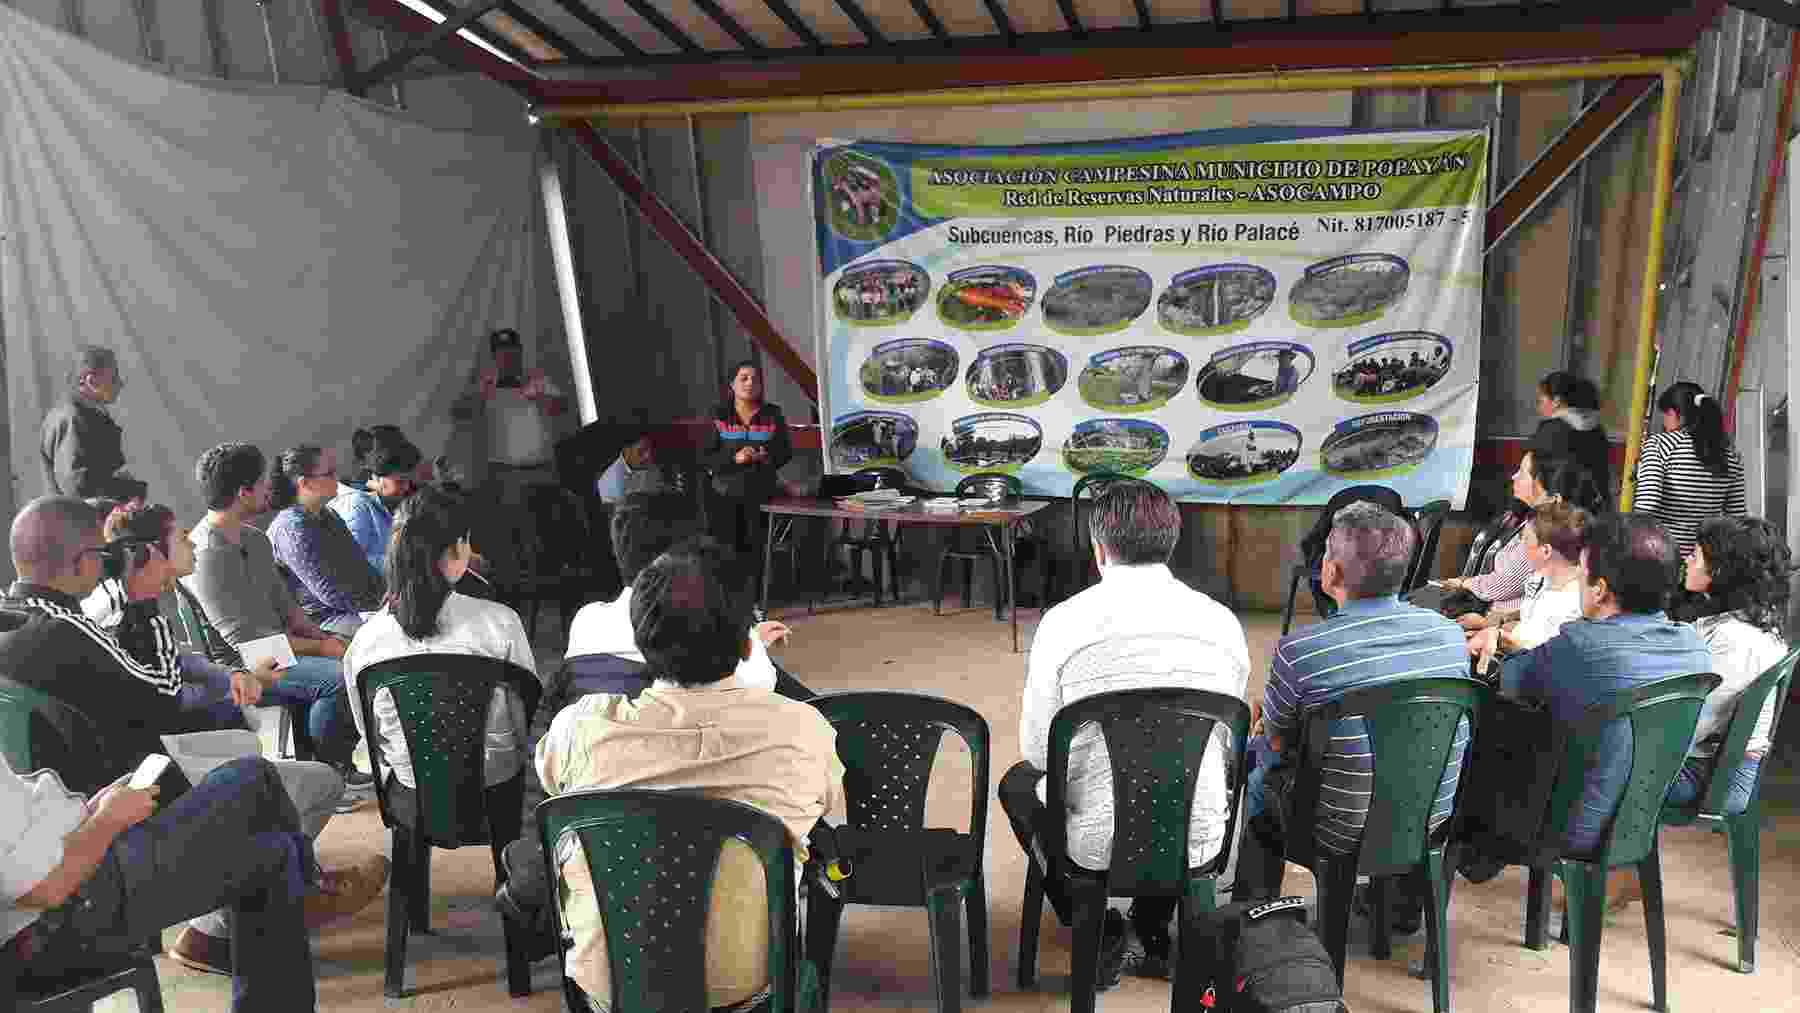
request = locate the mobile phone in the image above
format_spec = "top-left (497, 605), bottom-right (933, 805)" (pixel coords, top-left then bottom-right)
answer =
top-left (128, 754), bottom-right (171, 790)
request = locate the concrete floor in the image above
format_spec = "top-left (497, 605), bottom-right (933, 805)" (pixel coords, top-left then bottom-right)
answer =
top-left (111, 598), bottom-right (1800, 1012)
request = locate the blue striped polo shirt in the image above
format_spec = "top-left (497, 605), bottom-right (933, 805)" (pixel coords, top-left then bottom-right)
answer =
top-left (1263, 595), bottom-right (1475, 854)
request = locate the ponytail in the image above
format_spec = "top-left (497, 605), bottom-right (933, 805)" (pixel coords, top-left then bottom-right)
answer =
top-left (1656, 381), bottom-right (1731, 477)
top-left (269, 445), bottom-right (324, 513)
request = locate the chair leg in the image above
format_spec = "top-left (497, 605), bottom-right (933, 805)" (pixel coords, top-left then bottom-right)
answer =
top-left (489, 828), bottom-right (532, 997)
top-left (964, 876), bottom-right (990, 998)
top-left (1315, 857), bottom-right (1358, 986)
top-left (1422, 850), bottom-right (1452, 1013)
top-left (1563, 862), bottom-right (1607, 1013)
top-left (1369, 875), bottom-right (1393, 960)
top-left (408, 836), bottom-right (432, 933)
top-left (1017, 861), bottom-right (1045, 989)
top-left (1640, 846), bottom-right (1668, 1012)
top-left (133, 959), bottom-right (166, 1013)
top-left (1525, 865), bottom-right (1552, 950)
top-left (806, 883), bottom-right (845, 1006)
top-left (990, 552), bottom-right (1004, 622)
top-left (1726, 809), bottom-right (1760, 973)
top-left (384, 832), bottom-right (413, 998)
top-left (933, 552), bottom-right (948, 615)
top-left (926, 882), bottom-right (965, 1013)
top-left (961, 558), bottom-right (974, 611)
top-left (1281, 567), bottom-right (1302, 637)
top-left (1066, 880), bottom-right (1108, 1013)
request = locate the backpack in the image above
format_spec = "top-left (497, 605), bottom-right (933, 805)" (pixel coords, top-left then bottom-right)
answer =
top-left (1183, 896), bottom-right (1345, 1013)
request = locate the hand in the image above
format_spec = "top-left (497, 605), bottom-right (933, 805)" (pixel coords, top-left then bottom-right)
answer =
top-left (228, 670), bottom-right (264, 707)
top-left (1249, 698), bottom-right (1264, 738)
top-left (735, 447), bottom-right (756, 465)
top-left (1440, 578), bottom-right (1465, 592)
top-left (91, 780), bottom-right (159, 832)
top-left (754, 621), bottom-right (791, 647)
top-left (1455, 612), bottom-right (1488, 631)
top-left (324, 638), bottom-right (347, 660)
top-left (523, 368), bottom-right (547, 399)
top-left (1465, 628), bottom-right (1495, 659)
top-left (479, 366), bottom-right (498, 400)
top-left (467, 550), bottom-right (487, 573)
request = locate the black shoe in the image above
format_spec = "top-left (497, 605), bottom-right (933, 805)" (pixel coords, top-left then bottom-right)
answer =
top-left (1095, 909), bottom-right (1133, 991)
top-left (1132, 924), bottom-right (1172, 980)
top-left (494, 884), bottom-right (559, 962)
top-left (1458, 849), bottom-right (1506, 885)
top-left (1353, 882), bottom-right (1422, 936)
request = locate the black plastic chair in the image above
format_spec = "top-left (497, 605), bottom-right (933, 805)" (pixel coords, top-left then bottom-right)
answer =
top-left (17, 961), bottom-right (164, 1013)
top-left (826, 467), bottom-right (910, 605)
top-left (1018, 686), bottom-right (1250, 1013)
top-left (495, 485), bottom-right (603, 640)
top-left (1259, 678), bottom-right (1485, 1013)
top-left (1404, 499), bottom-right (1453, 591)
top-left (932, 473), bottom-right (1051, 619)
top-left (354, 654), bottom-right (543, 998)
top-left (807, 692), bottom-right (991, 1011)
top-left (1061, 471), bottom-right (1131, 603)
top-left (1281, 485), bottom-right (1406, 635)
top-left (535, 788), bottom-right (821, 1013)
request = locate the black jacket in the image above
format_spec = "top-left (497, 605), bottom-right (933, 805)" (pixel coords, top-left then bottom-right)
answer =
top-left (0, 583), bottom-right (195, 796)
top-left (1530, 409), bottom-right (1612, 506)
top-left (705, 401), bottom-right (792, 500)
top-left (39, 395), bottom-right (145, 501)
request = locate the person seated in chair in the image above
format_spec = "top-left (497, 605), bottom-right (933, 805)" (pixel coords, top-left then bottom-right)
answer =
top-left (267, 446), bottom-right (385, 639)
top-left (1499, 512), bottom-right (1710, 910)
top-left (329, 440), bottom-right (421, 575)
top-left (1667, 517), bottom-right (1790, 813)
top-left (532, 538), bottom-right (842, 1013)
top-left (1000, 479), bottom-right (1250, 983)
top-left (1464, 501), bottom-right (1591, 672)
top-left (342, 486), bottom-right (542, 803)
top-left (1237, 502), bottom-right (1474, 933)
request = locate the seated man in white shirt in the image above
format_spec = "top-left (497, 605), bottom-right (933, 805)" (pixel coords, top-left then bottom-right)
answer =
top-left (1000, 479), bottom-right (1250, 984)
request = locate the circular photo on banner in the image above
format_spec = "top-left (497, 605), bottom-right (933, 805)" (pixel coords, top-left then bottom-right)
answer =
top-left (1195, 341), bottom-right (1316, 412)
top-left (832, 410), bottom-right (918, 469)
top-left (936, 266), bottom-right (1037, 331)
top-left (942, 412), bottom-right (1043, 473)
top-left (1062, 419), bottom-right (1170, 477)
top-left (1332, 331), bottom-right (1454, 405)
top-left (1042, 265), bottom-right (1154, 335)
top-left (1078, 346), bottom-right (1190, 413)
top-left (858, 339), bottom-right (959, 404)
top-left (1186, 421), bottom-right (1304, 485)
top-left (1157, 264), bottom-right (1277, 336)
top-left (965, 343), bottom-right (1069, 409)
top-left (1320, 411), bottom-right (1441, 479)
top-left (833, 261), bottom-right (930, 326)
top-left (820, 150), bottom-right (902, 242)
top-left (1289, 253), bottom-right (1411, 328)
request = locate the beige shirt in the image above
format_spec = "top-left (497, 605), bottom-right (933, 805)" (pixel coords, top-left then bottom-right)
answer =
top-left (535, 680), bottom-right (843, 1010)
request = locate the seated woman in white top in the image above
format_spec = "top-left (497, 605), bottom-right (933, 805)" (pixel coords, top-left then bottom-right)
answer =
top-left (344, 486), bottom-right (542, 791)
top-left (1466, 500), bottom-right (1590, 670)
top-left (1667, 516), bottom-right (1791, 814)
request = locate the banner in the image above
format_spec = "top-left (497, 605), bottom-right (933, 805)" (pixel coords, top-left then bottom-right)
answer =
top-left (812, 126), bottom-right (1487, 507)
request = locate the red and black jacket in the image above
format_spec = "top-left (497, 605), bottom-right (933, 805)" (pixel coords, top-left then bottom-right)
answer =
top-left (705, 401), bottom-right (792, 499)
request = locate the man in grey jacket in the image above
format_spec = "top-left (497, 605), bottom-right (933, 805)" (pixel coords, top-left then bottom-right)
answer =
top-left (39, 346), bottom-right (146, 502)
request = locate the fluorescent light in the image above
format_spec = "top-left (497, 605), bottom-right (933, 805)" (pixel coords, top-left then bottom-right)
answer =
top-left (393, 0), bottom-right (522, 67)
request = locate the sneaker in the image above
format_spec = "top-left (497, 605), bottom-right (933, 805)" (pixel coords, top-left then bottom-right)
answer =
top-left (1095, 909), bottom-right (1133, 991)
top-left (304, 855), bottom-right (390, 929)
top-left (168, 926), bottom-right (232, 976)
top-left (338, 765), bottom-right (375, 790)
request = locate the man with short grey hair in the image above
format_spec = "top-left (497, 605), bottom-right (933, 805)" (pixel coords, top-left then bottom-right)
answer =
top-left (1236, 501), bottom-right (1473, 928)
top-left (39, 346), bottom-right (146, 502)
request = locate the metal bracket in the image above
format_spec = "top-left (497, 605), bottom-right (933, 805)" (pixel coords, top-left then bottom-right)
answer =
top-left (351, 0), bottom-right (508, 96)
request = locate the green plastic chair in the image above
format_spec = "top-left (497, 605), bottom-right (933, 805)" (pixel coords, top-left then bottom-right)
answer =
top-left (1660, 648), bottom-right (1797, 973)
top-left (806, 691), bottom-right (990, 1011)
top-left (354, 654), bottom-right (542, 998)
top-left (1062, 470), bottom-right (1132, 603)
top-left (1263, 677), bottom-right (1485, 1013)
top-left (1020, 686), bottom-right (1250, 1013)
top-left (535, 788), bottom-right (821, 1013)
top-left (1513, 672), bottom-right (1721, 1013)
top-left (171, 583), bottom-right (296, 759)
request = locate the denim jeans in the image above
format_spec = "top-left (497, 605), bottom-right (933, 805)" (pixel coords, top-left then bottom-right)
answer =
top-left (1666, 753), bottom-right (1763, 815)
top-left (259, 655), bottom-right (356, 767)
top-left (24, 757), bottom-right (318, 1012)
top-left (1243, 734), bottom-right (1282, 820)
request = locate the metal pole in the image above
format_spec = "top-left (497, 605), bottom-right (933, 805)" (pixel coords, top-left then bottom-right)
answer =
top-left (1618, 67), bottom-right (1686, 512)
top-left (258, 1), bottom-right (281, 84)
top-left (541, 158), bottom-right (598, 425)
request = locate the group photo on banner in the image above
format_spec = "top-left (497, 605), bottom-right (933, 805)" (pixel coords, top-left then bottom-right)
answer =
top-left (813, 125), bottom-right (1489, 506)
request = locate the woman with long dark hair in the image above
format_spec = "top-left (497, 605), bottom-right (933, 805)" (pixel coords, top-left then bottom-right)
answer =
top-left (1434, 451), bottom-right (1604, 624)
top-left (329, 439), bottom-right (422, 572)
top-left (704, 360), bottom-right (792, 606)
top-left (1667, 517), bottom-right (1791, 813)
top-left (1530, 371), bottom-right (1612, 505)
top-left (268, 445), bottom-right (385, 637)
top-left (1633, 382), bottom-right (1746, 554)
top-left (343, 487), bottom-right (540, 793)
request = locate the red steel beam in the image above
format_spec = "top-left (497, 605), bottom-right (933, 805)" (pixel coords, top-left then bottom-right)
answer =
top-left (1723, 32), bottom-right (1800, 429)
top-left (1486, 76), bottom-right (1659, 254)
top-left (319, 0), bottom-right (361, 89)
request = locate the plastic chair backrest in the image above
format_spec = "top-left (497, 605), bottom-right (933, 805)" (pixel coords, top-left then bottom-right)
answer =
top-left (535, 789), bottom-right (801, 1013)
top-left (1046, 685), bottom-right (1250, 894)
top-left (955, 473), bottom-right (1021, 502)
top-left (0, 678), bottom-right (92, 775)
top-left (1069, 471), bottom-right (1132, 558)
top-left (809, 692), bottom-right (990, 842)
top-left (355, 653), bottom-right (542, 848)
top-left (172, 583), bottom-right (230, 661)
top-left (1539, 672), bottom-right (1720, 866)
top-left (1299, 484), bottom-right (1407, 566)
top-left (1703, 647), bottom-right (1796, 814)
top-left (1404, 500), bottom-right (1452, 590)
top-left (1293, 678), bottom-right (1485, 876)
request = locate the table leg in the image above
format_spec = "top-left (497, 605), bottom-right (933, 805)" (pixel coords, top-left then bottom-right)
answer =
top-left (1005, 522), bottom-right (1019, 653)
top-left (761, 513), bottom-right (778, 616)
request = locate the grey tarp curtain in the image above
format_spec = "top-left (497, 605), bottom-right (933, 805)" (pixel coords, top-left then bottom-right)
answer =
top-left (0, 3), bottom-right (546, 522)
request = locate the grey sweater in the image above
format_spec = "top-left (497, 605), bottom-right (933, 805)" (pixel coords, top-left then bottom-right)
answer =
top-left (182, 517), bottom-right (295, 645)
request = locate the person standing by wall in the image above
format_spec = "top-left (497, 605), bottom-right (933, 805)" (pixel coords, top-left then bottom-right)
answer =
top-left (39, 346), bottom-right (147, 503)
top-left (454, 329), bottom-right (568, 587)
top-left (705, 360), bottom-right (791, 611)
top-left (1631, 381), bottom-right (1746, 556)
top-left (1530, 371), bottom-right (1612, 506)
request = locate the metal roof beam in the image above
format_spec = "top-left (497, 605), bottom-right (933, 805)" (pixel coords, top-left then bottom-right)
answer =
top-left (1130, 0), bottom-right (1150, 30)
top-left (1055, 0), bottom-right (1084, 36)
top-left (352, 0), bottom-right (508, 93)
top-left (500, 2), bottom-right (590, 58)
top-left (688, 0), bottom-right (766, 53)
top-left (320, 0), bottom-right (361, 86)
top-left (832, 0), bottom-right (886, 45)
top-left (550, 0), bottom-right (648, 58)
top-left (905, 0), bottom-right (950, 42)
top-left (983, 0), bottom-right (1017, 42)
top-left (762, 0), bottom-right (824, 50)
top-left (1726, 0), bottom-right (1800, 25)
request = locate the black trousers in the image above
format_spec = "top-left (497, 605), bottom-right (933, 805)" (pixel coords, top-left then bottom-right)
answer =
top-left (997, 761), bottom-right (1177, 937)
top-left (708, 493), bottom-right (771, 601)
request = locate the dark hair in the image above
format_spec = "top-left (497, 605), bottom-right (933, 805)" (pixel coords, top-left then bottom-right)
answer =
top-left (10, 496), bottom-right (103, 578)
top-left (196, 443), bottom-right (266, 510)
top-left (1678, 517), bottom-right (1793, 637)
top-left (269, 446), bottom-right (326, 513)
top-left (490, 328), bottom-right (522, 351)
top-left (350, 425), bottom-right (408, 482)
top-left (1657, 381), bottom-right (1731, 477)
top-left (368, 440), bottom-right (422, 480)
top-left (109, 502), bottom-right (176, 552)
top-left (67, 346), bottom-right (118, 391)
top-left (1527, 453), bottom-right (1608, 514)
top-left (728, 359), bottom-right (759, 381)
top-left (384, 487), bottom-right (471, 640)
top-left (1538, 371), bottom-right (1601, 412)
top-left (1528, 500), bottom-right (1590, 563)
top-left (1087, 479), bottom-right (1181, 566)
top-left (610, 508), bottom-right (695, 585)
top-left (1581, 513), bottom-right (1677, 614)
top-left (629, 536), bottom-right (748, 687)
top-left (1325, 500), bottom-right (1416, 598)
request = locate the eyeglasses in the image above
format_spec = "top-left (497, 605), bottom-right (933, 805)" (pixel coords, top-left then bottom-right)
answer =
top-left (304, 471), bottom-right (337, 480)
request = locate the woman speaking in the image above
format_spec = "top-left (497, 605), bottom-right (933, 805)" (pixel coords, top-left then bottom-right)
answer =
top-left (705, 360), bottom-right (792, 604)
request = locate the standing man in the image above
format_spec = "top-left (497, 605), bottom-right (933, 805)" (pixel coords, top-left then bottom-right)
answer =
top-left (454, 329), bottom-right (567, 587)
top-left (40, 346), bottom-right (146, 502)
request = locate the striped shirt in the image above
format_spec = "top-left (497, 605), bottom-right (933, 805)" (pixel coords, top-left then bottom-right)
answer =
top-left (1462, 530), bottom-right (1531, 614)
top-left (1263, 595), bottom-right (1474, 855)
top-left (1631, 429), bottom-right (1746, 554)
